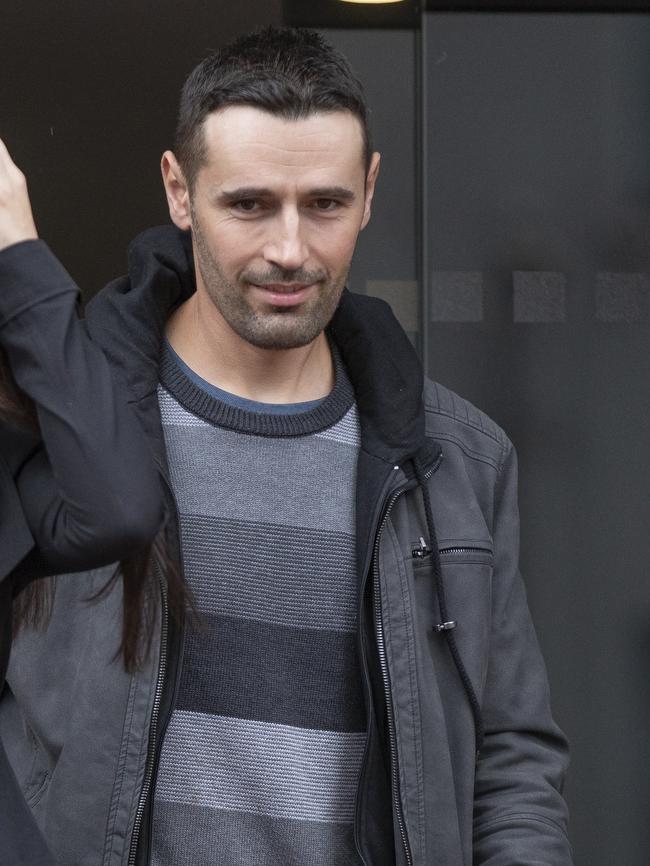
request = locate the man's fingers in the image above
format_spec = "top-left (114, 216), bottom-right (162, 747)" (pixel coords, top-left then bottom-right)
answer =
top-left (0, 140), bottom-right (26, 193)
top-left (0, 137), bottom-right (12, 170)
top-left (0, 138), bottom-right (37, 248)
top-left (0, 138), bottom-right (22, 179)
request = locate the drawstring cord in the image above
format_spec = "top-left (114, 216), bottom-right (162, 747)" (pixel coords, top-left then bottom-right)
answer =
top-left (413, 457), bottom-right (485, 757)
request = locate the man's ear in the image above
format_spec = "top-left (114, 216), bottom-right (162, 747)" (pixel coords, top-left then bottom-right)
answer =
top-left (360, 151), bottom-right (381, 231)
top-left (161, 151), bottom-right (191, 230)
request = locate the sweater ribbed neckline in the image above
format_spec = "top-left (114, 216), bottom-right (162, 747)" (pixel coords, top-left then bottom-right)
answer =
top-left (158, 333), bottom-right (355, 438)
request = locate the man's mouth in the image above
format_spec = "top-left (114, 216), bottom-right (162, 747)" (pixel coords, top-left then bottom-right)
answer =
top-left (250, 282), bottom-right (315, 306)
top-left (257, 283), bottom-right (310, 293)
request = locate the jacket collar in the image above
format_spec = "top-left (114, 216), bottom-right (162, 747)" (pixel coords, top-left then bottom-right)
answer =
top-left (85, 225), bottom-right (195, 404)
top-left (329, 289), bottom-right (424, 465)
top-left (85, 224), bottom-right (426, 467)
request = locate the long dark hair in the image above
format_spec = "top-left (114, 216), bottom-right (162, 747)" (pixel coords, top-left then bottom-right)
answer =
top-left (2, 348), bottom-right (176, 672)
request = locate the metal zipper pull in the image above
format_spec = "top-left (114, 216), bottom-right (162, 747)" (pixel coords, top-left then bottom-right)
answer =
top-left (412, 536), bottom-right (431, 559)
top-left (434, 620), bottom-right (457, 632)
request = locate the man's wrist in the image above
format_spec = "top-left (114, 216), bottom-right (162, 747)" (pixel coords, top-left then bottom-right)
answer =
top-left (0, 232), bottom-right (39, 255)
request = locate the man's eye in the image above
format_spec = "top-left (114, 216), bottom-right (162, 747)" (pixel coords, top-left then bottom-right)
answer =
top-left (233, 199), bottom-right (259, 212)
top-left (313, 199), bottom-right (339, 211)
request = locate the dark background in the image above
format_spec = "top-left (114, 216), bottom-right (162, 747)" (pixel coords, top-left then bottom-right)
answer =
top-left (2, 2), bottom-right (649, 865)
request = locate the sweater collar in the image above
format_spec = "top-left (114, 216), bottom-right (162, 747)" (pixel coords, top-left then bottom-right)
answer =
top-left (85, 224), bottom-right (425, 466)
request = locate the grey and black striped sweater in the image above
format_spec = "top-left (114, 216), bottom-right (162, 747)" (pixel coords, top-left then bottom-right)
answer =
top-left (151, 340), bottom-right (365, 866)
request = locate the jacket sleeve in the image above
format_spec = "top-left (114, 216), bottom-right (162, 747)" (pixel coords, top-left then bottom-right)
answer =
top-left (473, 438), bottom-right (573, 865)
top-left (0, 239), bottom-right (163, 577)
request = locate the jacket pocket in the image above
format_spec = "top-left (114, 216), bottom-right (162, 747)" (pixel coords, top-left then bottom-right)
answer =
top-left (411, 545), bottom-right (494, 698)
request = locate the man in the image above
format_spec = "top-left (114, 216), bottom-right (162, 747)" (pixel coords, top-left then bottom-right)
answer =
top-left (1, 26), bottom-right (572, 866)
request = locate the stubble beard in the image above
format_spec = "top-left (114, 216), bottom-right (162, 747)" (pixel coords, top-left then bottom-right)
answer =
top-left (191, 208), bottom-right (348, 351)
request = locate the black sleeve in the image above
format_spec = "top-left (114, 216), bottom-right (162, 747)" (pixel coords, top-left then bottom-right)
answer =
top-left (0, 240), bottom-right (164, 576)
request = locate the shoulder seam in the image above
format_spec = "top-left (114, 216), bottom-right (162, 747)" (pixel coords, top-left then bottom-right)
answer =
top-left (426, 431), bottom-right (500, 471)
top-left (424, 402), bottom-right (505, 447)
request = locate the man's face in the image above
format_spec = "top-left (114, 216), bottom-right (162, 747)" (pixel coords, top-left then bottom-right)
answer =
top-left (164, 106), bottom-right (380, 350)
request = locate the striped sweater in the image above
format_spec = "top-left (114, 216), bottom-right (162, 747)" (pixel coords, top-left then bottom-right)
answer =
top-left (151, 340), bottom-right (365, 865)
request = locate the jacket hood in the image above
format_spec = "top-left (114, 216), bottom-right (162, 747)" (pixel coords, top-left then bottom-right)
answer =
top-left (85, 225), bottom-right (195, 402)
top-left (85, 224), bottom-right (425, 465)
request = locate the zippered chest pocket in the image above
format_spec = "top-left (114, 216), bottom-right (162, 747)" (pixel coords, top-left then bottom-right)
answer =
top-left (409, 543), bottom-right (494, 697)
top-left (412, 539), bottom-right (493, 566)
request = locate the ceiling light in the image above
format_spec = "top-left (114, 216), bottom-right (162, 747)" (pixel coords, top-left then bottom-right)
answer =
top-left (337, 1), bottom-right (407, 5)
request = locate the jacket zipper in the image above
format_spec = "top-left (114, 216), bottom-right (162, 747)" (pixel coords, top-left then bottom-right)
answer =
top-left (127, 569), bottom-right (168, 866)
top-left (127, 454), bottom-right (183, 866)
top-left (368, 457), bottom-right (440, 866)
top-left (412, 540), bottom-right (493, 559)
top-left (373, 487), bottom-right (412, 866)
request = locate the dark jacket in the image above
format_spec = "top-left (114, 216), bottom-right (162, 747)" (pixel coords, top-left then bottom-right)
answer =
top-left (0, 226), bottom-right (573, 865)
top-left (0, 240), bottom-right (164, 866)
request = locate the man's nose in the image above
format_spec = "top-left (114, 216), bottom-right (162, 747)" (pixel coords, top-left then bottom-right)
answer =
top-left (262, 208), bottom-right (309, 272)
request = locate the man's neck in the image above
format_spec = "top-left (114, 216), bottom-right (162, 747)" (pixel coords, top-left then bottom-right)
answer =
top-left (164, 292), bottom-right (334, 404)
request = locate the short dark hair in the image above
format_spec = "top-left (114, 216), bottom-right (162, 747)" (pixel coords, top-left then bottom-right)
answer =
top-left (175, 26), bottom-right (372, 191)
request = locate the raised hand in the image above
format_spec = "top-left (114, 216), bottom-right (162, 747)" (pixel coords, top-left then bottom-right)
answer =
top-left (0, 139), bottom-right (38, 252)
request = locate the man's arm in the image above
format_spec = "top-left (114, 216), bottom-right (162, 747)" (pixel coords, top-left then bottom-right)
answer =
top-left (473, 440), bottom-right (573, 865)
top-left (0, 138), bottom-right (163, 575)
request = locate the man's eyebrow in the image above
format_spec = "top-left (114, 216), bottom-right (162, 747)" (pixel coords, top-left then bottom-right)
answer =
top-left (217, 187), bottom-right (274, 202)
top-left (216, 186), bottom-right (357, 202)
top-left (308, 186), bottom-right (356, 202)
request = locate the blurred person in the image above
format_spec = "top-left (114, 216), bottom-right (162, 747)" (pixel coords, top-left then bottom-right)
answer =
top-left (0, 138), bottom-right (163, 865)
